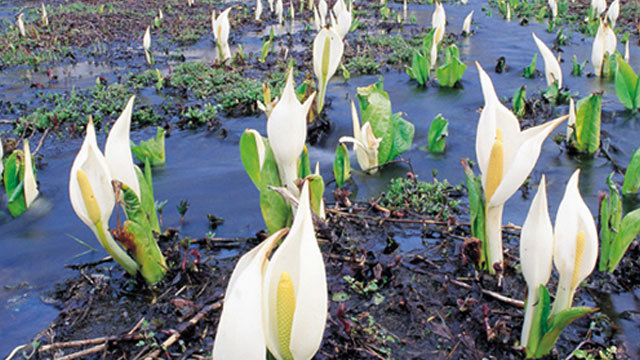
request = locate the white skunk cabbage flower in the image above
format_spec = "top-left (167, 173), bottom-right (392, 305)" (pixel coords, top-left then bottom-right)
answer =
top-left (403, 0), bottom-right (408, 21)
top-left (506, 3), bottom-right (511, 21)
top-left (462, 11), bottom-right (473, 35)
top-left (267, 70), bottom-right (315, 195)
top-left (532, 33), bottom-right (563, 88)
top-left (186, 0), bottom-right (194, 7)
top-left (313, 6), bottom-right (323, 30)
top-left (69, 119), bottom-right (139, 276)
top-left (607, 0), bottom-right (619, 27)
top-left (430, 29), bottom-right (440, 69)
top-left (431, 2), bottom-right (446, 44)
top-left (591, 20), bottom-right (617, 76)
top-left (247, 129), bottom-right (267, 171)
top-left (549, 0), bottom-right (558, 19)
top-left (276, 0), bottom-right (283, 25)
top-left (17, 13), bottom-right (25, 37)
top-left (551, 170), bottom-right (598, 315)
top-left (313, 27), bottom-right (344, 113)
top-left (23, 140), bottom-right (39, 208)
top-left (566, 97), bottom-right (576, 140)
top-left (143, 26), bottom-right (151, 65)
top-left (592, 0), bottom-right (606, 16)
top-left (475, 62), bottom-right (567, 274)
top-left (213, 182), bottom-right (327, 360)
top-left (158, 8), bottom-right (164, 20)
top-left (318, 0), bottom-right (328, 27)
top-left (290, 0), bottom-right (295, 27)
top-left (339, 100), bottom-right (382, 174)
top-left (625, 40), bottom-right (630, 63)
top-left (0, 137), bottom-right (3, 175)
top-left (41, 3), bottom-right (48, 26)
top-left (332, 0), bottom-right (352, 39)
top-left (104, 95), bottom-right (141, 199)
top-left (267, 0), bottom-right (274, 12)
top-left (212, 8), bottom-right (232, 61)
top-left (256, 0), bottom-right (263, 21)
top-left (519, 176), bottom-right (554, 346)
top-left (263, 182), bottom-right (328, 360)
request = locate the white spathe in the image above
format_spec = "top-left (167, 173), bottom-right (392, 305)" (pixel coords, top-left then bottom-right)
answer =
top-left (256, 0), bottom-right (263, 21)
top-left (332, 0), bottom-right (352, 39)
top-left (212, 182), bottom-right (328, 360)
top-left (475, 62), bottom-right (567, 274)
top-left (23, 140), bottom-right (39, 208)
top-left (339, 100), bottom-right (382, 174)
top-left (41, 3), bottom-right (48, 26)
top-left (276, 0), bottom-right (283, 25)
top-left (591, 20), bottom-right (617, 76)
top-left (263, 182), bottom-right (328, 360)
top-left (143, 26), bottom-right (151, 64)
top-left (212, 8), bottom-right (232, 61)
top-left (69, 119), bottom-right (139, 275)
top-left (17, 13), bottom-right (25, 37)
top-left (104, 95), bottom-right (141, 199)
top-left (592, 0), bottom-right (606, 16)
top-left (0, 137), bottom-right (3, 174)
top-left (247, 129), bottom-right (266, 171)
top-left (607, 0), bottom-right (619, 27)
top-left (551, 170), bottom-right (598, 315)
top-left (532, 33), bottom-right (563, 88)
top-left (319, 0), bottom-right (328, 27)
top-left (267, 70), bottom-right (315, 194)
top-left (431, 2), bottom-right (446, 44)
top-left (313, 27), bottom-right (344, 113)
top-left (519, 176), bottom-right (553, 346)
top-left (549, 0), bottom-right (558, 19)
top-left (462, 11), bottom-right (473, 35)
top-left (566, 97), bottom-right (576, 140)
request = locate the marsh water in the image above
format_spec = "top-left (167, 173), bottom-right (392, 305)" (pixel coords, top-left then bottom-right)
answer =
top-left (1, 1), bottom-right (640, 356)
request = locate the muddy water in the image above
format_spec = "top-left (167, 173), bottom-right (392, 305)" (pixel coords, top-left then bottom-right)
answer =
top-left (2, 1), bottom-right (640, 356)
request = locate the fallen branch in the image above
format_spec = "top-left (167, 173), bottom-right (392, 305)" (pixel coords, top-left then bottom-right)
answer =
top-left (448, 278), bottom-right (524, 308)
top-left (38, 333), bottom-right (144, 352)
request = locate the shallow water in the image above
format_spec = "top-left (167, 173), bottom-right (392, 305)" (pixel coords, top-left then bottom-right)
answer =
top-left (2, 1), bottom-right (640, 356)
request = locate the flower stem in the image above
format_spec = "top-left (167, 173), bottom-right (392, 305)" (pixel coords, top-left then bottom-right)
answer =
top-left (486, 204), bottom-right (504, 275)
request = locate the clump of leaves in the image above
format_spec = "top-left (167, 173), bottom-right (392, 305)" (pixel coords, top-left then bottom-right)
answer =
top-left (377, 174), bottom-right (461, 220)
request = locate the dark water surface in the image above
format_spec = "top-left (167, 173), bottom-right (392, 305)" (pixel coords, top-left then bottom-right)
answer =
top-left (2, 1), bottom-right (640, 356)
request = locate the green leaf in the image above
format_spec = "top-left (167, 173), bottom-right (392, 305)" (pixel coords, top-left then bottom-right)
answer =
top-left (436, 45), bottom-right (466, 87)
top-left (513, 85), bottom-right (527, 118)
top-left (138, 161), bottom-right (160, 233)
top-left (298, 146), bottom-right (312, 179)
top-left (259, 140), bottom-right (292, 233)
top-left (131, 127), bottom-right (166, 167)
top-left (573, 93), bottom-right (602, 155)
top-left (607, 207), bottom-right (640, 272)
top-left (388, 113), bottom-right (415, 162)
top-left (622, 146), bottom-right (640, 196)
top-left (4, 150), bottom-right (27, 217)
top-left (526, 285), bottom-right (551, 358)
top-left (523, 53), bottom-right (537, 79)
top-left (599, 173), bottom-right (622, 271)
top-left (121, 181), bottom-right (151, 231)
top-left (307, 174), bottom-right (325, 217)
top-left (614, 56), bottom-right (638, 110)
top-left (333, 143), bottom-right (351, 188)
top-left (427, 114), bottom-right (448, 154)
top-left (239, 130), bottom-right (264, 190)
top-left (461, 159), bottom-right (487, 269)
top-left (357, 80), bottom-right (393, 163)
top-left (331, 291), bottom-right (351, 302)
top-left (534, 306), bottom-right (596, 358)
top-left (122, 220), bottom-right (167, 284)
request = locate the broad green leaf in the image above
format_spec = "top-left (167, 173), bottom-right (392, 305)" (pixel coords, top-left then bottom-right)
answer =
top-left (298, 146), bottom-right (312, 179)
top-left (526, 285), bottom-right (552, 358)
top-left (607, 208), bottom-right (640, 272)
top-left (622, 146), bottom-right (640, 196)
top-left (436, 45), bottom-right (466, 87)
top-left (239, 130), bottom-right (264, 189)
top-left (574, 93), bottom-right (602, 155)
top-left (599, 173), bottom-right (622, 271)
top-left (259, 140), bottom-right (292, 233)
top-left (387, 113), bottom-right (415, 162)
top-left (131, 127), bottom-right (166, 167)
top-left (333, 143), bottom-right (351, 188)
top-left (122, 220), bottom-right (166, 284)
top-left (523, 54), bottom-right (537, 79)
top-left (307, 174), bottom-right (325, 217)
top-left (4, 150), bottom-right (27, 217)
top-left (513, 85), bottom-right (527, 118)
top-left (535, 306), bottom-right (596, 358)
top-left (427, 114), bottom-right (448, 154)
top-left (421, 28), bottom-right (436, 56)
top-left (357, 81), bottom-right (393, 163)
top-left (614, 56), bottom-right (638, 110)
top-left (407, 50), bottom-right (428, 86)
top-left (461, 159), bottom-right (487, 269)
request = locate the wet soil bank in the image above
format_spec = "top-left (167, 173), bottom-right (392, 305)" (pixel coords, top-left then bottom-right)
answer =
top-left (10, 177), bottom-right (637, 359)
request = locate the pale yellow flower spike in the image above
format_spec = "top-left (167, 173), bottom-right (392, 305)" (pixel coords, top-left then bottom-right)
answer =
top-left (76, 169), bottom-right (101, 225)
top-left (571, 231), bottom-right (586, 289)
top-left (485, 128), bottom-right (504, 202)
top-left (277, 271), bottom-right (296, 360)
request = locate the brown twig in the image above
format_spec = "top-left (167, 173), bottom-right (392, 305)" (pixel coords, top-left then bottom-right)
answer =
top-left (32, 127), bottom-right (50, 156)
top-left (448, 278), bottom-right (524, 308)
top-left (142, 300), bottom-right (222, 358)
top-left (39, 333), bottom-right (144, 352)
